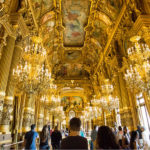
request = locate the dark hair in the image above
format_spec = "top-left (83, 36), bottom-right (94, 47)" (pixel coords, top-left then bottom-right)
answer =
top-left (54, 126), bottom-right (58, 130)
top-left (118, 126), bottom-right (122, 131)
top-left (96, 126), bottom-right (120, 149)
top-left (130, 131), bottom-right (138, 149)
top-left (94, 125), bottom-right (97, 130)
top-left (123, 126), bottom-right (128, 134)
top-left (48, 125), bottom-right (50, 132)
top-left (70, 117), bottom-right (81, 131)
top-left (31, 124), bottom-right (36, 130)
top-left (137, 125), bottom-right (142, 139)
top-left (40, 125), bottom-right (49, 142)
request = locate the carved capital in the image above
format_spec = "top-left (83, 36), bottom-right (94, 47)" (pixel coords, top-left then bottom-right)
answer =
top-left (0, 14), bottom-right (16, 38)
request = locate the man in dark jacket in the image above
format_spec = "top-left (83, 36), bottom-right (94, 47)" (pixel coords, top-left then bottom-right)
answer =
top-left (51, 126), bottom-right (62, 149)
top-left (61, 117), bottom-right (88, 149)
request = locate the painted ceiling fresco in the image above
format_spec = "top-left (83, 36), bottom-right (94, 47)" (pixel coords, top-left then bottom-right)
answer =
top-left (55, 63), bottom-right (89, 79)
top-left (61, 96), bottom-right (83, 111)
top-left (62, 0), bottom-right (90, 46)
top-left (64, 50), bottom-right (82, 62)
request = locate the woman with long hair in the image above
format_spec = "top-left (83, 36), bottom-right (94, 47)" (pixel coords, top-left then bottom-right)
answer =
top-left (40, 125), bottom-right (50, 150)
top-left (130, 131), bottom-right (139, 150)
top-left (96, 126), bottom-right (120, 149)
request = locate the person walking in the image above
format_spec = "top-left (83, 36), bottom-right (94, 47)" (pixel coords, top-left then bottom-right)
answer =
top-left (51, 126), bottom-right (62, 149)
top-left (39, 125), bottom-right (51, 150)
top-left (61, 117), bottom-right (88, 149)
top-left (24, 124), bottom-right (39, 150)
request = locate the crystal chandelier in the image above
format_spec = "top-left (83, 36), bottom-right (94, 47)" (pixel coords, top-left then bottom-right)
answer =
top-left (127, 36), bottom-right (150, 62)
top-left (125, 65), bottom-right (145, 90)
top-left (99, 95), bottom-right (119, 112)
top-left (13, 60), bottom-right (52, 92)
top-left (99, 79), bottom-right (119, 112)
top-left (51, 95), bottom-right (61, 103)
top-left (23, 36), bottom-right (46, 64)
top-left (125, 36), bottom-right (150, 94)
top-left (40, 95), bottom-right (49, 103)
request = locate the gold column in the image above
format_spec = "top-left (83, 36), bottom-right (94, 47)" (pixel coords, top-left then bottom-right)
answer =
top-left (143, 92), bottom-right (150, 115)
top-left (0, 36), bottom-right (15, 124)
top-left (44, 109), bottom-right (49, 125)
top-left (0, 44), bottom-right (22, 133)
top-left (22, 94), bottom-right (35, 132)
top-left (37, 102), bottom-right (44, 132)
top-left (18, 93), bottom-right (26, 133)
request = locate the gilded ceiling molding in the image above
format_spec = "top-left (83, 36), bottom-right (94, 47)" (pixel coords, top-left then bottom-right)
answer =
top-left (27, 0), bottom-right (38, 30)
top-left (94, 0), bottom-right (130, 75)
top-left (9, 13), bottom-right (29, 38)
top-left (95, 11), bottom-right (112, 26)
top-left (0, 15), bottom-right (16, 38)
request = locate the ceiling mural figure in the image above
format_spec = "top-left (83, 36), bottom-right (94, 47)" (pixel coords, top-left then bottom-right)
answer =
top-left (62, 0), bottom-right (90, 46)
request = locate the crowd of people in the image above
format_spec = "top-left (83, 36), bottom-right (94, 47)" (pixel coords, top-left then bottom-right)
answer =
top-left (24, 117), bottom-right (149, 150)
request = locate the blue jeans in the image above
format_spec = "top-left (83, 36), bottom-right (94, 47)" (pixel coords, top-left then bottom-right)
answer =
top-left (90, 141), bottom-right (94, 150)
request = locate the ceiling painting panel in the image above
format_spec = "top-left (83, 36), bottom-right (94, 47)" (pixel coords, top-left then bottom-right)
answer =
top-left (61, 0), bottom-right (90, 46)
top-left (64, 50), bottom-right (82, 62)
top-left (55, 63), bottom-right (89, 79)
top-left (61, 96), bottom-right (83, 111)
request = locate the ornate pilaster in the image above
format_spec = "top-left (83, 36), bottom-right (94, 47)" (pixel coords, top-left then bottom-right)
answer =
top-left (0, 36), bottom-right (15, 123)
top-left (0, 43), bottom-right (22, 133)
top-left (22, 107), bottom-right (32, 132)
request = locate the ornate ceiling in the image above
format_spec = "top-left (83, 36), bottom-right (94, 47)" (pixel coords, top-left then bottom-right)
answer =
top-left (1, 0), bottom-right (149, 103)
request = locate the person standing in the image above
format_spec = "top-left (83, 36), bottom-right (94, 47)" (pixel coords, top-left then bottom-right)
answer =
top-left (90, 125), bottom-right (98, 150)
top-left (24, 124), bottom-right (39, 150)
top-left (130, 131), bottom-right (139, 150)
top-left (61, 117), bottom-right (88, 149)
top-left (117, 126), bottom-right (123, 148)
top-left (40, 125), bottom-right (51, 150)
top-left (96, 126), bottom-right (120, 149)
top-left (122, 126), bottom-right (130, 149)
top-left (51, 126), bottom-right (62, 149)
